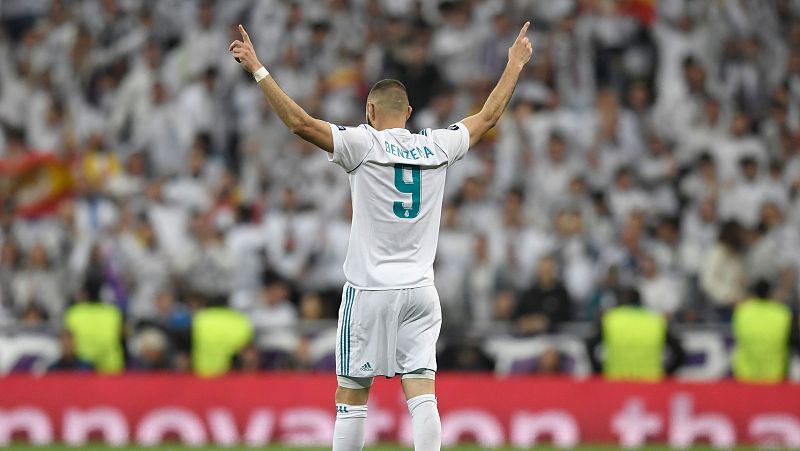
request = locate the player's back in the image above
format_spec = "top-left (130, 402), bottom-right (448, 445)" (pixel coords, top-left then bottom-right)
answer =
top-left (327, 122), bottom-right (470, 290)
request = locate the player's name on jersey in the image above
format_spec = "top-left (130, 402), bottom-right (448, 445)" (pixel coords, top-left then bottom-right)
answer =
top-left (384, 141), bottom-right (434, 161)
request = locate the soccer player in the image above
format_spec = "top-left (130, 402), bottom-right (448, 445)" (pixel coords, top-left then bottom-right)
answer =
top-left (230, 21), bottom-right (533, 451)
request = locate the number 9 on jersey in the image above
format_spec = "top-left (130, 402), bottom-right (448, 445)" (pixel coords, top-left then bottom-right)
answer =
top-left (393, 164), bottom-right (421, 219)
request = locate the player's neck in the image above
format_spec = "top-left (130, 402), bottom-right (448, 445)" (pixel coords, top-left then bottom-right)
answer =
top-left (370, 117), bottom-right (407, 131)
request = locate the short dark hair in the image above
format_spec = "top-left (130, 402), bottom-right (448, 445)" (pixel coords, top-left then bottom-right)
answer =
top-left (205, 295), bottom-right (229, 308)
top-left (618, 287), bottom-right (642, 307)
top-left (739, 156), bottom-right (757, 167)
top-left (83, 273), bottom-right (104, 302)
top-left (718, 220), bottom-right (742, 250)
top-left (752, 279), bottom-right (772, 299)
top-left (369, 79), bottom-right (407, 95)
top-left (697, 152), bottom-right (714, 165)
top-left (682, 55), bottom-right (700, 69)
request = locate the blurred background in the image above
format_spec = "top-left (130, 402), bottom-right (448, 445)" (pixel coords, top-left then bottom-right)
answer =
top-left (1, 0), bottom-right (799, 385)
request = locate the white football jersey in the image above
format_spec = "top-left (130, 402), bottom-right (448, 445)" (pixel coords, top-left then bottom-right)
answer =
top-left (327, 122), bottom-right (470, 289)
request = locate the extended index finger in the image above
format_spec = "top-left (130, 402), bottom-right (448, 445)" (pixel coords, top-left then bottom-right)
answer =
top-left (239, 24), bottom-right (251, 44)
top-left (517, 21), bottom-right (530, 40)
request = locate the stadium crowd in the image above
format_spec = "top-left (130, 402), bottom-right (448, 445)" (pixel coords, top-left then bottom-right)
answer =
top-left (1, 0), bottom-right (800, 375)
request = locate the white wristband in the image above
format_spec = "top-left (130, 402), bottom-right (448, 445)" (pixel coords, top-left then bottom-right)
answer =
top-left (253, 67), bottom-right (269, 83)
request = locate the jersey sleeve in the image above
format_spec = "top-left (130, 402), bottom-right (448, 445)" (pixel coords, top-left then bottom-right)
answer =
top-left (327, 123), bottom-right (372, 172)
top-left (432, 122), bottom-right (470, 166)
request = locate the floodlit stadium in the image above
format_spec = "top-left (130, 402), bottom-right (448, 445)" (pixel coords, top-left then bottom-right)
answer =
top-left (1, 0), bottom-right (800, 449)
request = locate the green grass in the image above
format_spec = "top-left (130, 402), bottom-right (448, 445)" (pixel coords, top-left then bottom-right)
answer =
top-left (0, 445), bottom-right (768, 451)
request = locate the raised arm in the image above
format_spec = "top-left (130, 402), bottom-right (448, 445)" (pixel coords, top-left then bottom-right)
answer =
top-left (229, 25), bottom-right (334, 153)
top-left (461, 21), bottom-right (533, 148)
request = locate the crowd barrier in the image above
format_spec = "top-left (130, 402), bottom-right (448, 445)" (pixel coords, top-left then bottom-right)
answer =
top-left (1, 374), bottom-right (799, 447)
top-left (6, 326), bottom-right (800, 380)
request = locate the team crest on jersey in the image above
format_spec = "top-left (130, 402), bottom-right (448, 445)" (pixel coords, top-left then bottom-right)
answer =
top-left (448, 124), bottom-right (460, 130)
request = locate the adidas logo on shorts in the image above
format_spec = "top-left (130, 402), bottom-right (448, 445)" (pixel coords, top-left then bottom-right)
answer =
top-left (359, 362), bottom-right (373, 372)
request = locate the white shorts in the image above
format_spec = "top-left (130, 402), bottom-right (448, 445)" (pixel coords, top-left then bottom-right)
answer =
top-left (335, 283), bottom-right (442, 379)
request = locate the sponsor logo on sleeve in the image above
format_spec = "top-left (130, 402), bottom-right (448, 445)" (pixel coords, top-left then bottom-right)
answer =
top-left (448, 124), bottom-right (460, 131)
top-left (336, 125), bottom-right (347, 131)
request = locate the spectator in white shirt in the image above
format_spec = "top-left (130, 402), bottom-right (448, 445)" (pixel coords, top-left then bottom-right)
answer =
top-left (699, 221), bottom-right (747, 320)
top-left (249, 274), bottom-right (299, 357)
top-left (110, 39), bottom-right (161, 146)
top-left (553, 208), bottom-right (594, 306)
top-left (11, 243), bottom-right (65, 320)
top-left (144, 180), bottom-right (192, 269)
top-left (178, 0), bottom-right (228, 81)
top-left (637, 254), bottom-right (685, 318)
top-left (608, 166), bottom-right (650, 223)
top-left (680, 198), bottom-right (719, 275)
top-left (134, 81), bottom-right (194, 177)
top-left (120, 221), bottom-right (170, 322)
top-left (306, 200), bottom-right (350, 293)
top-left (226, 205), bottom-right (267, 311)
top-left (163, 136), bottom-right (217, 212)
top-left (746, 202), bottom-right (799, 302)
top-left (0, 239), bottom-right (22, 323)
top-left (262, 187), bottom-right (320, 283)
top-left (431, 1), bottom-right (487, 85)
top-left (712, 110), bottom-right (767, 186)
top-left (183, 215), bottom-right (235, 298)
top-left (435, 202), bottom-right (473, 315)
top-left (720, 156), bottom-right (769, 228)
top-left (462, 234), bottom-right (502, 334)
top-left (532, 133), bottom-right (577, 207)
top-left (26, 93), bottom-right (67, 153)
top-left (680, 152), bottom-right (720, 205)
top-left (675, 95), bottom-right (730, 166)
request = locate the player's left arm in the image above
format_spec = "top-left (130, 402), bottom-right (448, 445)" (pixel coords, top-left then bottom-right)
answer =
top-left (461, 21), bottom-right (533, 148)
top-left (230, 25), bottom-right (334, 153)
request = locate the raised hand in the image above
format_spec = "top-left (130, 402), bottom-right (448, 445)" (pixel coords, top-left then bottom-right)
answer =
top-left (229, 24), bottom-right (263, 74)
top-left (508, 21), bottom-right (533, 70)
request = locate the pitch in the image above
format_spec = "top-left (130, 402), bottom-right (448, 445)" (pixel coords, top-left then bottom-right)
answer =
top-left (1, 445), bottom-right (767, 451)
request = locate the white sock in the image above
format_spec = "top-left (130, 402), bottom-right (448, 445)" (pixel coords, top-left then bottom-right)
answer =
top-left (332, 403), bottom-right (367, 451)
top-left (407, 394), bottom-right (441, 451)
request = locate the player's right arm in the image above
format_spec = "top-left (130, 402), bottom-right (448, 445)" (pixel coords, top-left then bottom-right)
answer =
top-left (229, 25), bottom-right (334, 153)
top-left (461, 21), bottom-right (533, 148)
